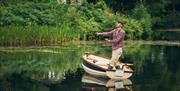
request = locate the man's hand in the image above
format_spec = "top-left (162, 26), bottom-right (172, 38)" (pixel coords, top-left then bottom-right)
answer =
top-left (105, 38), bottom-right (111, 42)
top-left (96, 32), bottom-right (101, 36)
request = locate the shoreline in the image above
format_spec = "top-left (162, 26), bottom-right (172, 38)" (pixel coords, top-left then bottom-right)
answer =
top-left (125, 40), bottom-right (180, 47)
top-left (0, 40), bottom-right (180, 47)
top-left (58, 40), bottom-right (180, 46)
top-left (156, 28), bottom-right (180, 32)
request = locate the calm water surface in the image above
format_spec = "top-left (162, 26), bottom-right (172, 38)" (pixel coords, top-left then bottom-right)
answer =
top-left (0, 43), bottom-right (180, 91)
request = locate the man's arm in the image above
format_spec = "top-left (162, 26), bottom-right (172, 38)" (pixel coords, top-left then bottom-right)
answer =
top-left (96, 30), bottom-right (114, 36)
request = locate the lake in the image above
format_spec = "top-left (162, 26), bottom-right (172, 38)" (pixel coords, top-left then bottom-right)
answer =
top-left (0, 42), bottom-right (180, 91)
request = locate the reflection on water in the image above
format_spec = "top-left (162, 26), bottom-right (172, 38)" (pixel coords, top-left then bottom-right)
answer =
top-left (0, 44), bottom-right (180, 91)
top-left (81, 73), bottom-right (132, 91)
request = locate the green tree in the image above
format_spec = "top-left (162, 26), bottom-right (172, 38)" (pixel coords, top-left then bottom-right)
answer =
top-left (132, 2), bottom-right (152, 39)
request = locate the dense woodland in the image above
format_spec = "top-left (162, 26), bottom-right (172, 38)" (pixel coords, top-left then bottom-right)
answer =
top-left (0, 0), bottom-right (180, 45)
top-left (103, 0), bottom-right (180, 29)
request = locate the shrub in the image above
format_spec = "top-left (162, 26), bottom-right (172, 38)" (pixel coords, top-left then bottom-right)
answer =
top-left (132, 3), bottom-right (152, 39)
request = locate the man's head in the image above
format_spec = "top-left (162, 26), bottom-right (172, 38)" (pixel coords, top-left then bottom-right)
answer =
top-left (116, 20), bottom-right (124, 29)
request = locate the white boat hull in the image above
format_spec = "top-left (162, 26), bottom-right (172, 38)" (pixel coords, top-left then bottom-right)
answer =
top-left (82, 64), bottom-right (107, 77)
top-left (82, 53), bottom-right (134, 79)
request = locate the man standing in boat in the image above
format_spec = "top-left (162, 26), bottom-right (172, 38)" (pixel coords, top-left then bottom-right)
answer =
top-left (96, 20), bottom-right (125, 70)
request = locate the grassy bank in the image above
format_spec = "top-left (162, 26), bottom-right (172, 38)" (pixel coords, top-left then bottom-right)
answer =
top-left (59, 40), bottom-right (180, 47)
top-left (0, 26), bottom-right (79, 46)
top-left (0, 26), bottom-right (180, 46)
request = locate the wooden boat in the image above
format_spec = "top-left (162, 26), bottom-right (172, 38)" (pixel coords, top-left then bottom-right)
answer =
top-left (81, 73), bottom-right (132, 90)
top-left (82, 52), bottom-right (133, 79)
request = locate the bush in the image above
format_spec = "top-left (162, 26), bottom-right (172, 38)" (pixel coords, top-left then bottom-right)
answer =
top-left (132, 3), bottom-right (152, 39)
top-left (78, 1), bottom-right (144, 40)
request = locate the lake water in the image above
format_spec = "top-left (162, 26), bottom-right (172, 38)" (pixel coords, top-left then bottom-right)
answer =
top-left (0, 42), bottom-right (180, 91)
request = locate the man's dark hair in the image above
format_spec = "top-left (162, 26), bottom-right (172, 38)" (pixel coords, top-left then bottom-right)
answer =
top-left (117, 20), bottom-right (124, 27)
top-left (117, 20), bottom-right (124, 24)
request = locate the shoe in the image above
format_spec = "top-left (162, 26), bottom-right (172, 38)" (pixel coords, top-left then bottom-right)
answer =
top-left (115, 67), bottom-right (124, 77)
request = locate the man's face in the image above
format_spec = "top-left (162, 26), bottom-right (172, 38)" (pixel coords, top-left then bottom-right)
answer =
top-left (116, 22), bottom-right (122, 28)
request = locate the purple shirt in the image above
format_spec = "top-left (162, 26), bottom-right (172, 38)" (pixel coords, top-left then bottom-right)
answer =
top-left (100, 29), bottom-right (125, 50)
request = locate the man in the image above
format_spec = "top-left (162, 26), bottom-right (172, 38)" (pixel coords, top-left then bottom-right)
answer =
top-left (96, 20), bottom-right (125, 70)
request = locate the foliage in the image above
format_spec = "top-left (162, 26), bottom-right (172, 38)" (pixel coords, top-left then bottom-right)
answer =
top-left (103, 0), bottom-right (180, 29)
top-left (153, 11), bottom-right (180, 28)
top-left (104, 0), bottom-right (136, 12)
top-left (132, 3), bottom-right (152, 39)
top-left (0, 0), bottom-right (146, 45)
top-left (152, 30), bottom-right (180, 41)
top-left (0, 2), bottom-right (56, 26)
top-left (0, 0), bottom-right (179, 45)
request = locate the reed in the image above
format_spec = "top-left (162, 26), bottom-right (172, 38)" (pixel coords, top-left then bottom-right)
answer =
top-left (0, 25), bottom-right (79, 46)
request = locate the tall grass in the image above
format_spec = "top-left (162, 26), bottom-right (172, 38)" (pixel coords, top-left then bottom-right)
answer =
top-left (0, 25), bottom-right (79, 46)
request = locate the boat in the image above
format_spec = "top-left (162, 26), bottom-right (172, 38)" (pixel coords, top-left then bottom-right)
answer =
top-left (81, 73), bottom-right (132, 90)
top-left (82, 52), bottom-right (133, 79)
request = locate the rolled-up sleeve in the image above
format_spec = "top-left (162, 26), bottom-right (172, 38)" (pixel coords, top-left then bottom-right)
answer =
top-left (100, 30), bottom-right (114, 36)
